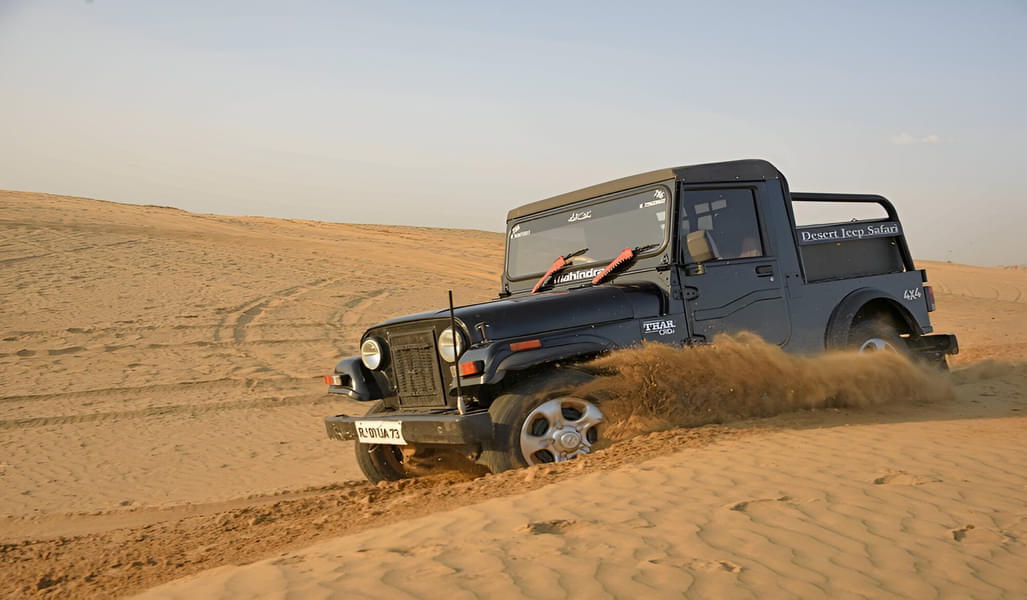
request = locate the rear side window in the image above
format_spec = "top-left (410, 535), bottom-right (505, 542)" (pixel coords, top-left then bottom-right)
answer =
top-left (680, 189), bottom-right (763, 260)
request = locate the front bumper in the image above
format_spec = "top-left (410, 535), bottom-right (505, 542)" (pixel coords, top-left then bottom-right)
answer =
top-left (325, 410), bottom-right (494, 445)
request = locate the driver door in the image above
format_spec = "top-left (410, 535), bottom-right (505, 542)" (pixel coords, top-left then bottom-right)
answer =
top-left (676, 185), bottom-right (791, 345)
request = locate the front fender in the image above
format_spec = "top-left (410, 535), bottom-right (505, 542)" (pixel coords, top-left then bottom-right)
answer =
top-left (453, 335), bottom-right (613, 391)
top-left (327, 357), bottom-right (388, 401)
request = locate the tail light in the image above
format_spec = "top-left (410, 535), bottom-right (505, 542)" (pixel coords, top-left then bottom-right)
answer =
top-left (924, 285), bottom-right (936, 312)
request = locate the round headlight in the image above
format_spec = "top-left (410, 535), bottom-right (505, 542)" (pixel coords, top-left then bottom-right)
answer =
top-left (437, 327), bottom-right (465, 363)
top-left (360, 338), bottom-right (385, 370)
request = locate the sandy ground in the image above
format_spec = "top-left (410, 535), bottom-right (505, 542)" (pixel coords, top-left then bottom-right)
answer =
top-left (0, 190), bottom-right (502, 517)
top-left (1, 190), bottom-right (1025, 598)
top-left (140, 389), bottom-right (1027, 600)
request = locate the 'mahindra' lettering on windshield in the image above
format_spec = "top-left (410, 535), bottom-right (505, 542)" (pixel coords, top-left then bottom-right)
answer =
top-left (553, 267), bottom-right (605, 284)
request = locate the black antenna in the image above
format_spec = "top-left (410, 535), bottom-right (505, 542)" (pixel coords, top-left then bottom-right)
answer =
top-left (448, 290), bottom-right (464, 407)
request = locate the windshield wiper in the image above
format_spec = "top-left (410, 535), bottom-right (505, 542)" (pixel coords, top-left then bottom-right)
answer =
top-left (531, 247), bottom-right (589, 294)
top-left (590, 243), bottom-right (660, 286)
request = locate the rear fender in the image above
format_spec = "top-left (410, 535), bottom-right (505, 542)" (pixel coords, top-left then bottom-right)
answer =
top-left (825, 288), bottom-right (922, 350)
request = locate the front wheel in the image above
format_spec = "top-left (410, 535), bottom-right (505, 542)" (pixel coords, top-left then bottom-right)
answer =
top-left (481, 370), bottom-right (603, 474)
top-left (353, 401), bottom-right (407, 483)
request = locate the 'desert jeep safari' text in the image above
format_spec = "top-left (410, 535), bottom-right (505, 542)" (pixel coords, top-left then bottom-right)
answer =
top-left (321, 159), bottom-right (958, 483)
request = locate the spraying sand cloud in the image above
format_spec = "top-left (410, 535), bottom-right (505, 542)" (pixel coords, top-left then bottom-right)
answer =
top-left (576, 333), bottom-right (955, 440)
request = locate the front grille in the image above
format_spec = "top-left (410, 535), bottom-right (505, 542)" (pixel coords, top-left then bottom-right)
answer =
top-left (390, 330), bottom-right (445, 406)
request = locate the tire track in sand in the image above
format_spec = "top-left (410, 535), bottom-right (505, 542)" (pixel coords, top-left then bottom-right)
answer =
top-left (212, 279), bottom-right (334, 344)
top-left (324, 288), bottom-right (388, 355)
top-left (207, 279), bottom-right (339, 380)
top-left (0, 392), bottom-right (331, 430)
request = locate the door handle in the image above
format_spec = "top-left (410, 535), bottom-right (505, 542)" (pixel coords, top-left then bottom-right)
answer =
top-left (755, 264), bottom-right (774, 277)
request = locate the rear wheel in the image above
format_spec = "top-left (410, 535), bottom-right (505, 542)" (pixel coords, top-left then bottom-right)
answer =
top-left (848, 318), bottom-right (907, 354)
top-left (481, 370), bottom-right (602, 474)
top-left (353, 401), bottom-right (406, 483)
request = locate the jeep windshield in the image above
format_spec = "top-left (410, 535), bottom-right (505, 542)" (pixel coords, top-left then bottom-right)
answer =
top-left (506, 186), bottom-right (670, 280)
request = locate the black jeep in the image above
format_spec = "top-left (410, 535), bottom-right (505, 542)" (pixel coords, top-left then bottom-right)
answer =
top-left (323, 159), bottom-right (958, 482)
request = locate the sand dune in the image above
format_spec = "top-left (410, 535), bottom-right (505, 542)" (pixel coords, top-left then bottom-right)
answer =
top-left (0, 190), bottom-right (503, 517)
top-left (917, 260), bottom-right (1027, 363)
top-left (1, 190), bottom-right (1025, 599)
top-left (140, 385), bottom-right (1027, 599)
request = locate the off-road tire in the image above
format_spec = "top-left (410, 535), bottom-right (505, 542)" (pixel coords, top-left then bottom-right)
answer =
top-left (353, 401), bottom-right (406, 483)
top-left (481, 369), bottom-right (600, 474)
top-left (847, 318), bottom-right (907, 355)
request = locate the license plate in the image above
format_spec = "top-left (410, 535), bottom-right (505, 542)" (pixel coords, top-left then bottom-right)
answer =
top-left (354, 420), bottom-right (406, 445)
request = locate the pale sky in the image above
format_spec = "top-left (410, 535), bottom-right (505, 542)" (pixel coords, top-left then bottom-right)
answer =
top-left (1, 0), bottom-right (1025, 265)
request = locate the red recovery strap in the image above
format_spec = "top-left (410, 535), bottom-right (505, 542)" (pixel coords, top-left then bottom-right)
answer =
top-left (531, 256), bottom-right (567, 294)
top-left (591, 247), bottom-right (634, 285)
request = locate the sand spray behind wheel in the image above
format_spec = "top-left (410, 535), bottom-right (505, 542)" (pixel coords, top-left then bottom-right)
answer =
top-left (574, 333), bottom-right (955, 441)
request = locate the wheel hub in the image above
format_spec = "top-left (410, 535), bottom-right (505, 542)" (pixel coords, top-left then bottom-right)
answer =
top-left (520, 397), bottom-right (603, 465)
top-left (557, 430), bottom-right (582, 451)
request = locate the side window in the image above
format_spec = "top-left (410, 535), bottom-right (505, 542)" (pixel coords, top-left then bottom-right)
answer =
top-left (680, 188), bottom-right (764, 260)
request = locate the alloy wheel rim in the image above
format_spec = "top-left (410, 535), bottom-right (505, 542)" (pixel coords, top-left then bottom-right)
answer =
top-left (519, 397), bottom-right (603, 465)
top-left (859, 337), bottom-right (894, 352)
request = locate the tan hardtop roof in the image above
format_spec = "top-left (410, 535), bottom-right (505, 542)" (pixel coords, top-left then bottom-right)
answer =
top-left (507, 159), bottom-right (780, 221)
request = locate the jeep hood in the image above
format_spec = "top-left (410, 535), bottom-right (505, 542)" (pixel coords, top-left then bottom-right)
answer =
top-left (369, 284), bottom-right (663, 342)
